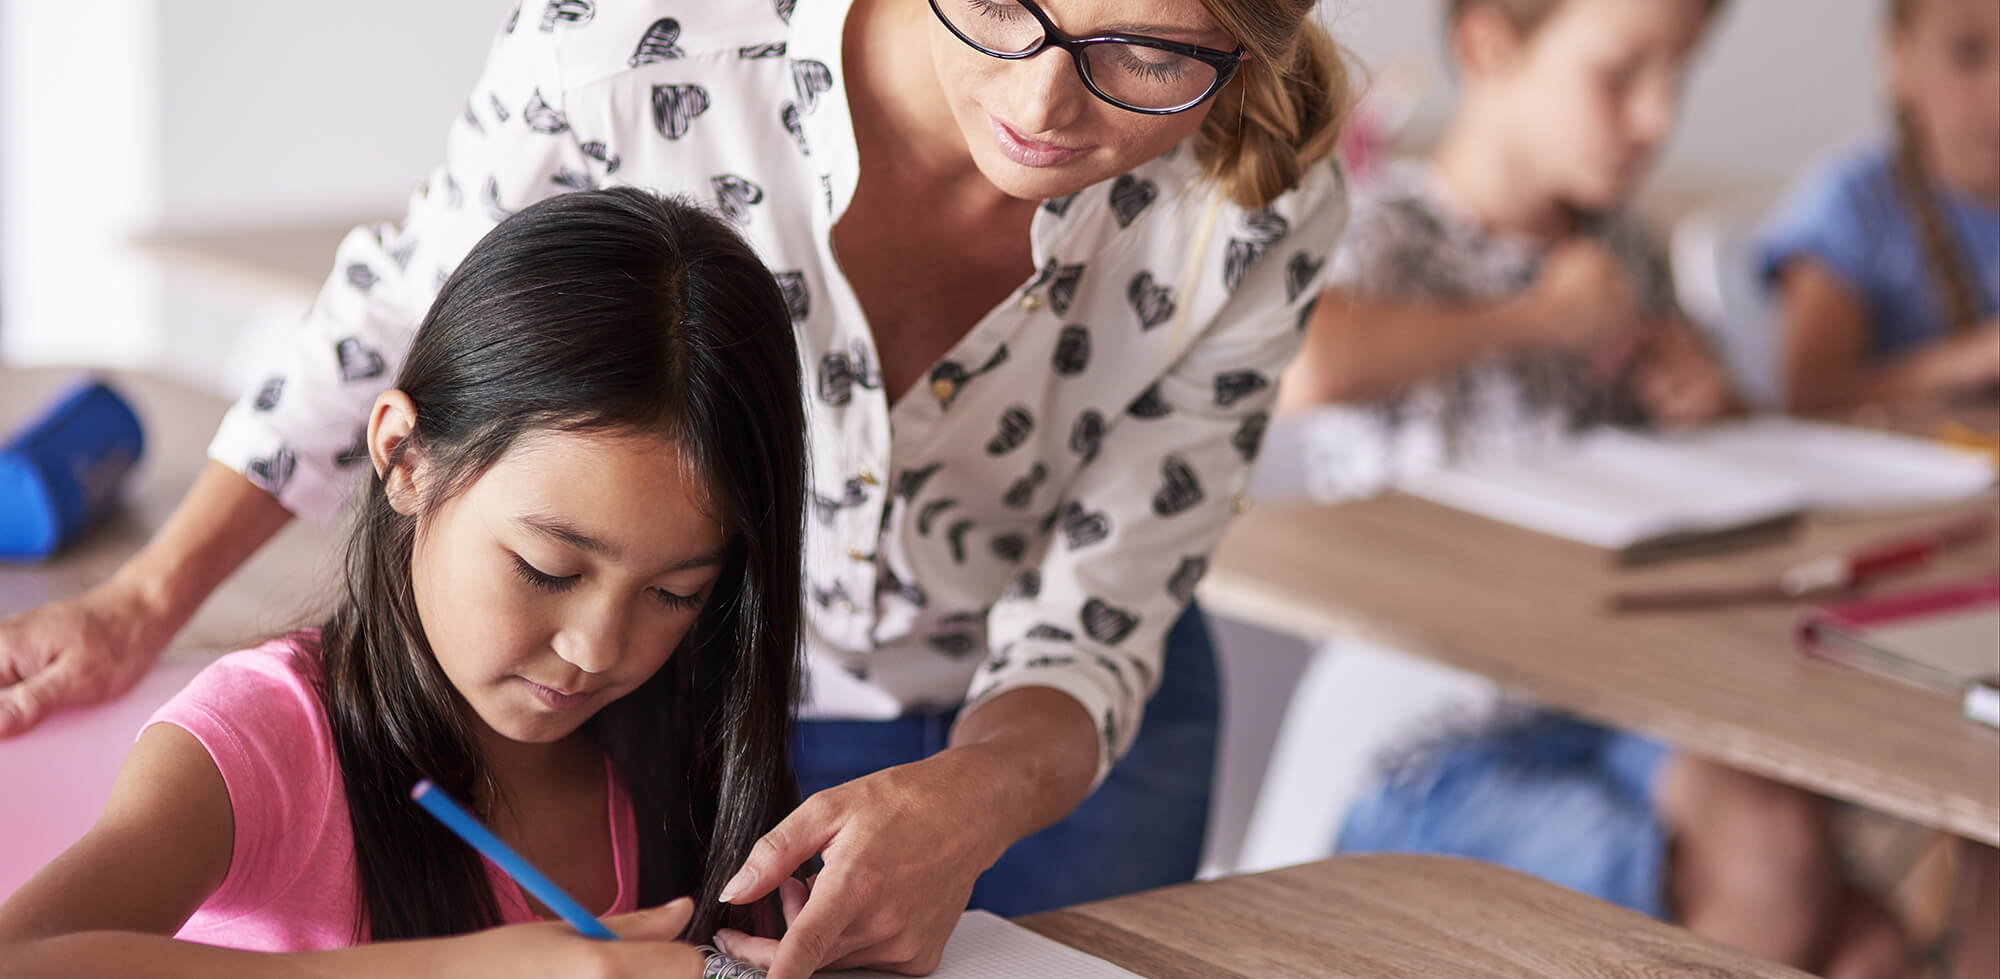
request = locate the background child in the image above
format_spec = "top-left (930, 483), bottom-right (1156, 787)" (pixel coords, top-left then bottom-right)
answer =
top-left (1279, 1), bottom-right (1910, 976)
top-left (0, 189), bottom-right (809, 976)
top-left (1761, 0), bottom-right (2000, 413)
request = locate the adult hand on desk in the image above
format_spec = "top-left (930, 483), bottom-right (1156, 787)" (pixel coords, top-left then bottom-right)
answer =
top-left (0, 461), bottom-right (295, 736)
top-left (712, 688), bottom-right (1099, 979)
top-left (0, 581), bottom-right (178, 737)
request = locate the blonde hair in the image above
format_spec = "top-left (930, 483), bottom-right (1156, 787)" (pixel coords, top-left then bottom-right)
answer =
top-left (1191, 0), bottom-right (1350, 210)
top-left (1887, 0), bottom-right (1983, 332)
top-left (1444, 0), bottom-right (1729, 37)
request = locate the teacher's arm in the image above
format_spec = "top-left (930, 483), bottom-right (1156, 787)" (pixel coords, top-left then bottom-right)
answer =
top-left (0, 12), bottom-right (601, 736)
top-left (720, 191), bottom-right (1339, 979)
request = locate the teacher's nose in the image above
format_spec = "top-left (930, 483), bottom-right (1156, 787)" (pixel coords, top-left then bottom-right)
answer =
top-left (1003, 46), bottom-right (1087, 137)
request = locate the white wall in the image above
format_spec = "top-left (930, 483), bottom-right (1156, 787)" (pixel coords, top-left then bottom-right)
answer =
top-left (156, 0), bottom-right (510, 227)
top-left (1324, 0), bottom-right (1888, 200)
top-left (1, 0), bottom-right (506, 382)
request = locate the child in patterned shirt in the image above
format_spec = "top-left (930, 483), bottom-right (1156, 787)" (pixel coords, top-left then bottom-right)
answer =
top-left (1279, 1), bottom-right (1911, 975)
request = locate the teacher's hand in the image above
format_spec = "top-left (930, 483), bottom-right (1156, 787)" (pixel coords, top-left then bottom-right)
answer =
top-left (710, 748), bottom-right (1021, 978)
top-left (0, 581), bottom-right (176, 737)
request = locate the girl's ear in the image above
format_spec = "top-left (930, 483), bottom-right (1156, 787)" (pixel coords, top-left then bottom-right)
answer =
top-left (1452, 4), bottom-right (1529, 83)
top-left (367, 390), bottom-right (425, 516)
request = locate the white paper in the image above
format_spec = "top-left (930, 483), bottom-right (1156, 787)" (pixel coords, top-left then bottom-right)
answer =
top-left (702, 911), bottom-right (1141, 979)
top-left (1398, 419), bottom-right (1995, 550)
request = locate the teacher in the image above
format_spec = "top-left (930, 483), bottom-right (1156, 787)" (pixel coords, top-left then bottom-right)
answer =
top-left (0, 0), bottom-right (1347, 975)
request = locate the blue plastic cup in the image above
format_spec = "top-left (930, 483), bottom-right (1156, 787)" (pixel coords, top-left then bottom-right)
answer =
top-left (0, 378), bottom-right (146, 561)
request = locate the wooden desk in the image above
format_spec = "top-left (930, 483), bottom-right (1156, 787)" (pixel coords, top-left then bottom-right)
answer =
top-left (0, 368), bottom-right (339, 658)
top-left (1200, 491), bottom-right (2000, 845)
top-left (1020, 854), bottom-right (1809, 978)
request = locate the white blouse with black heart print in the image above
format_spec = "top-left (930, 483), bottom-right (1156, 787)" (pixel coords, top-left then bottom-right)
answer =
top-left (208, 0), bottom-right (1347, 785)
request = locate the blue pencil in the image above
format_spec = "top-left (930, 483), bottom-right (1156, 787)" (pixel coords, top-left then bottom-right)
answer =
top-left (410, 778), bottom-right (618, 940)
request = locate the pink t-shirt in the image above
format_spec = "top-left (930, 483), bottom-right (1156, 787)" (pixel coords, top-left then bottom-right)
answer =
top-left (143, 635), bottom-right (639, 952)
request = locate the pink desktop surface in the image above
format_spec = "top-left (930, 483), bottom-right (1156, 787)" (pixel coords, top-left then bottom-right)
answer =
top-left (0, 660), bottom-right (205, 899)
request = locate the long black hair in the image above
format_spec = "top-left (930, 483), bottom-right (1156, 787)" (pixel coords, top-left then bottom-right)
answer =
top-left (310, 188), bottom-right (806, 944)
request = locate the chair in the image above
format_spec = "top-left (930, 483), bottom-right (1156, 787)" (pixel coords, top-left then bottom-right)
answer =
top-left (1670, 199), bottom-right (1783, 410)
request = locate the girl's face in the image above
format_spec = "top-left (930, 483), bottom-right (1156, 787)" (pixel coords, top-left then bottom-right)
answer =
top-left (1467, 0), bottom-right (1713, 212)
top-left (398, 423), bottom-right (729, 746)
top-left (926, 0), bottom-right (1235, 201)
top-left (1891, 0), bottom-right (2000, 203)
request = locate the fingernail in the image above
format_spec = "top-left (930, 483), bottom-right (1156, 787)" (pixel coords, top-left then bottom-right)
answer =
top-left (714, 929), bottom-right (742, 956)
top-left (718, 866), bottom-right (754, 904)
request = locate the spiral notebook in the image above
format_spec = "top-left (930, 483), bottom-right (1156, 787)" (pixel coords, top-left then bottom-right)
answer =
top-left (699, 910), bottom-right (1139, 978)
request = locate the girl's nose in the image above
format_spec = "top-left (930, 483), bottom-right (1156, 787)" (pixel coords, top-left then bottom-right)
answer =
top-left (552, 596), bottom-right (630, 675)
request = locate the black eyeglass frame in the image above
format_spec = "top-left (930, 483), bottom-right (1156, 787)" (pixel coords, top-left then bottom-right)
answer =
top-left (928, 0), bottom-right (1246, 115)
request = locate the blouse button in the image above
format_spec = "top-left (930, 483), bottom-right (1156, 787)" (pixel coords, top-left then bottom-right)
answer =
top-left (930, 378), bottom-right (957, 403)
top-left (846, 547), bottom-right (869, 562)
top-left (1019, 293), bottom-right (1045, 312)
top-left (834, 596), bottom-right (855, 614)
top-left (857, 469), bottom-right (880, 486)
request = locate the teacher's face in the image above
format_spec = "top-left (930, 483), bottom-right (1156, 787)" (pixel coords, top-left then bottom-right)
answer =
top-left (927, 0), bottom-right (1237, 201)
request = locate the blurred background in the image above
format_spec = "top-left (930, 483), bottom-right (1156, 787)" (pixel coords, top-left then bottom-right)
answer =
top-left (1, 0), bottom-right (1887, 395)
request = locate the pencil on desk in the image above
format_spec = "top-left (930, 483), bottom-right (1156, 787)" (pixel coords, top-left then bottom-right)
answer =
top-left (410, 779), bottom-right (618, 940)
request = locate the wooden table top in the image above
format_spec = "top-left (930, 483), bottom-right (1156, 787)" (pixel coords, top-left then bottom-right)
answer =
top-left (0, 368), bottom-right (340, 658)
top-left (1019, 854), bottom-right (1809, 978)
top-left (1200, 487), bottom-right (2000, 845)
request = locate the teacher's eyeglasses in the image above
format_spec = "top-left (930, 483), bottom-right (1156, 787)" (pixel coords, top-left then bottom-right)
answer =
top-left (928, 0), bottom-right (1245, 115)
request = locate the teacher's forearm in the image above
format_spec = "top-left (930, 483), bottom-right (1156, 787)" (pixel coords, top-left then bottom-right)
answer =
top-left (111, 461), bottom-right (294, 626)
top-left (947, 686), bottom-right (1100, 846)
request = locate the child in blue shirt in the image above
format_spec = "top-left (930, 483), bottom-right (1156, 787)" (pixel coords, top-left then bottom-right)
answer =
top-left (1761, 0), bottom-right (2000, 411)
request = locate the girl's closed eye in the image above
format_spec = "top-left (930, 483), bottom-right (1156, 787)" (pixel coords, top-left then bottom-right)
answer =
top-left (512, 553), bottom-right (706, 610)
top-left (650, 586), bottom-right (704, 612)
top-left (511, 554), bottom-right (578, 592)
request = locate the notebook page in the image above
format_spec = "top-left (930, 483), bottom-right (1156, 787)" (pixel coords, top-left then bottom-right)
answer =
top-left (1673, 417), bottom-right (1996, 511)
top-left (701, 911), bottom-right (1141, 979)
top-left (1862, 606), bottom-right (2000, 682)
top-left (1399, 429), bottom-right (1807, 549)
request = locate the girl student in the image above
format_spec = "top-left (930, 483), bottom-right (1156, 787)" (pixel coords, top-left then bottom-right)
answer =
top-left (0, 189), bottom-right (808, 978)
top-left (0, 3), bottom-right (1351, 974)
top-left (1762, 0), bottom-right (2000, 412)
top-left (1281, 2), bottom-right (1910, 976)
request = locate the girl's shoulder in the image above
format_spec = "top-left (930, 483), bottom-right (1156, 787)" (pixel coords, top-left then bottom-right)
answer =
top-left (143, 631), bottom-right (337, 810)
top-left (1771, 143), bottom-right (1904, 236)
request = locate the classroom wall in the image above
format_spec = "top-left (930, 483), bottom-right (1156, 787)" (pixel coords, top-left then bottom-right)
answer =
top-left (1326, 0), bottom-right (1888, 201)
top-left (0, 0), bottom-right (505, 379)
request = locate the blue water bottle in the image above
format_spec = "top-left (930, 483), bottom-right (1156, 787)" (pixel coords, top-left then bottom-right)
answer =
top-left (0, 378), bottom-right (145, 561)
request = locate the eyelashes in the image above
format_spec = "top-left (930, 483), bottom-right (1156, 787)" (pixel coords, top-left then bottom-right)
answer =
top-left (510, 555), bottom-right (702, 611)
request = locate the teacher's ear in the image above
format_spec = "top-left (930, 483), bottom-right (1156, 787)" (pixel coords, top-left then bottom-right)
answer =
top-left (366, 390), bottom-right (425, 516)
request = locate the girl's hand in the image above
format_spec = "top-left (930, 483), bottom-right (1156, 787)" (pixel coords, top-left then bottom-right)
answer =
top-left (710, 751), bottom-right (1019, 979)
top-left (451, 898), bottom-right (707, 979)
top-left (1634, 322), bottom-right (1738, 428)
top-left (1524, 240), bottom-right (1642, 351)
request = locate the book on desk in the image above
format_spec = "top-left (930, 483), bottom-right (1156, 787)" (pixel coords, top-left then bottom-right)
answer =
top-left (1397, 418), bottom-right (1996, 564)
